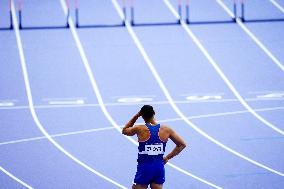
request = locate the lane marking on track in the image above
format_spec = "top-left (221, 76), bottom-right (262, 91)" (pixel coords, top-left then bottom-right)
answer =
top-left (121, 0), bottom-right (284, 177)
top-left (257, 92), bottom-right (284, 99)
top-left (186, 95), bottom-right (223, 101)
top-left (0, 166), bottom-right (33, 189)
top-left (1, 105), bottom-right (284, 147)
top-left (63, 0), bottom-right (223, 187)
top-left (113, 0), bottom-right (233, 188)
top-left (117, 97), bottom-right (153, 103)
top-left (48, 99), bottom-right (85, 105)
top-left (12, 0), bottom-right (127, 188)
top-left (0, 97), bottom-right (284, 111)
top-left (270, 0), bottom-right (284, 14)
top-left (166, 0), bottom-right (284, 135)
top-left (0, 102), bottom-right (15, 107)
top-left (216, 0), bottom-right (284, 72)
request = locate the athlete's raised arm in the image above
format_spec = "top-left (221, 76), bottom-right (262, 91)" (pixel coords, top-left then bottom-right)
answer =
top-left (164, 127), bottom-right (186, 164)
top-left (122, 111), bottom-right (141, 136)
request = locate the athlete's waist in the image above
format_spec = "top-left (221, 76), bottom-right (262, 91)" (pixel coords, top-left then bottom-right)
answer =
top-left (137, 155), bottom-right (163, 163)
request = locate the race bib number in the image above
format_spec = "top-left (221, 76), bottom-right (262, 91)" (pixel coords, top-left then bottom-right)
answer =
top-left (144, 144), bottom-right (164, 155)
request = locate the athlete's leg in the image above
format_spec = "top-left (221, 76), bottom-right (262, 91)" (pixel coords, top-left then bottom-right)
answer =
top-left (150, 182), bottom-right (163, 189)
top-left (132, 184), bottom-right (148, 189)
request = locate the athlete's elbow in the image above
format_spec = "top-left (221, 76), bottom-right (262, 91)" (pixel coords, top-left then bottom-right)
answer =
top-left (122, 128), bottom-right (133, 136)
top-left (179, 142), bottom-right (187, 149)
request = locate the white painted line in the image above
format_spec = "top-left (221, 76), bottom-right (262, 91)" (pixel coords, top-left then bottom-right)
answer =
top-left (181, 92), bottom-right (225, 96)
top-left (186, 95), bottom-right (222, 101)
top-left (61, 0), bottom-right (222, 187)
top-left (1, 106), bottom-right (284, 147)
top-left (111, 1), bottom-right (222, 189)
top-left (42, 97), bottom-right (87, 101)
top-left (1, 97), bottom-right (284, 111)
top-left (0, 102), bottom-right (15, 107)
top-left (12, 1), bottom-right (127, 188)
top-left (0, 166), bottom-right (33, 189)
top-left (248, 90), bottom-right (284, 94)
top-left (111, 94), bottom-right (156, 99)
top-left (270, 0), bottom-right (284, 14)
top-left (120, 0), bottom-right (284, 177)
top-left (48, 99), bottom-right (85, 105)
top-left (257, 92), bottom-right (284, 99)
top-left (165, 0), bottom-right (284, 135)
top-left (216, 0), bottom-right (284, 72)
top-left (117, 97), bottom-right (153, 103)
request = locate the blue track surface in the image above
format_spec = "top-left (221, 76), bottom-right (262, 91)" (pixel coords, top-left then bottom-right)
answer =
top-left (1, 0), bottom-right (284, 188)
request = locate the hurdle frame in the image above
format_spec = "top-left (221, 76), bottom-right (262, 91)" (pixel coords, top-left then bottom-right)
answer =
top-left (240, 0), bottom-right (284, 23)
top-left (18, 0), bottom-right (69, 30)
top-left (0, 0), bottom-right (13, 30)
top-left (74, 0), bottom-right (125, 28)
top-left (185, 0), bottom-right (236, 25)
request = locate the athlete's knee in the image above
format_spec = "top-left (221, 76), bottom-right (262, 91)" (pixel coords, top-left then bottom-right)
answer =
top-left (150, 182), bottom-right (163, 189)
top-left (132, 183), bottom-right (148, 189)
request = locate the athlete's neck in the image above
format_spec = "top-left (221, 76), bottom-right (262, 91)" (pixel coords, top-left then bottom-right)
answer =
top-left (145, 119), bottom-right (157, 126)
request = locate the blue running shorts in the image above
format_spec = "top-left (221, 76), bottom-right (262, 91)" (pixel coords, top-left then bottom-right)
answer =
top-left (134, 161), bottom-right (165, 185)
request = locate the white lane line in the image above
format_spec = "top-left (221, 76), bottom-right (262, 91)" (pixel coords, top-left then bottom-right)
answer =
top-left (0, 102), bottom-right (15, 107)
top-left (111, 1), bottom-right (222, 189)
top-left (165, 0), bottom-right (284, 135)
top-left (116, 0), bottom-right (284, 177)
top-left (117, 97), bottom-right (153, 103)
top-left (0, 127), bottom-right (117, 146)
top-left (61, 0), bottom-right (222, 187)
top-left (257, 92), bottom-right (284, 99)
top-left (1, 97), bottom-right (284, 111)
top-left (11, 1), bottom-right (127, 188)
top-left (270, 0), bottom-right (284, 14)
top-left (48, 99), bottom-right (85, 105)
top-left (216, 0), bottom-right (284, 72)
top-left (249, 90), bottom-right (284, 95)
top-left (0, 166), bottom-right (33, 189)
top-left (1, 106), bottom-right (284, 147)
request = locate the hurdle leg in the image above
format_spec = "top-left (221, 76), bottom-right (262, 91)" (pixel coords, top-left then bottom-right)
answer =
top-left (178, 0), bottom-right (182, 24)
top-left (241, 0), bottom-right (245, 22)
top-left (18, 0), bottom-right (22, 29)
top-left (66, 0), bottom-right (70, 28)
top-left (9, 0), bottom-right (13, 29)
top-left (233, 0), bottom-right (236, 22)
top-left (186, 0), bottom-right (190, 24)
top-left (75, 0), bottom-right (79, 27)
top-left (122, 0), bottom-right (127, 25)
top-left (130, 0), bottom-right (134, 26)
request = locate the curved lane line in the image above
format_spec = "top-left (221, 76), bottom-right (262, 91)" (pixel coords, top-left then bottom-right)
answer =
top-left (165, 0), bottom-right (284, 135)
top-left (0, 166), bottom-right (33, 189)
top-left (1, 105), bottom-right (284, 147)
top-left (11, 1), bottom-right (127, 188)
top-left (111, 0), bottom-right (284, 177)
top-left (216, 0), bottom-right (284, 72)
top-left (59, 0), bottom-right (223, 188)
top-left (270, 0), bottom-right (284, 14)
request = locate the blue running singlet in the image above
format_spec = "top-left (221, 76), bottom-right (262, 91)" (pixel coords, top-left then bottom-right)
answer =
top-left (134, 123), bottom-right (167, 185)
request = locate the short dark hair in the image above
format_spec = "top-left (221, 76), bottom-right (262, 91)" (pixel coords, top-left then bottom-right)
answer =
top-left (140, 105), bottom-right (155, 121)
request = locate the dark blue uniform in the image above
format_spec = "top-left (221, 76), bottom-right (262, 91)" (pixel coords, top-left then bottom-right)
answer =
top-left (134, 123), bottom-right (167, 185)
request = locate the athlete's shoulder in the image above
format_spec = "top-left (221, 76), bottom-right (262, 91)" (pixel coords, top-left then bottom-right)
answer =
top-left (133, 124), bottom-right (147, 131)
top-left (134, 124), bottom-right (147, 128)
top-left (160, 124), bottom-right (173, 133)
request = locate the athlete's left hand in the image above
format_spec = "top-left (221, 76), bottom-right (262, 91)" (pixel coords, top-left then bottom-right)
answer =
top-left (163, 157), bottom-right (169, 165)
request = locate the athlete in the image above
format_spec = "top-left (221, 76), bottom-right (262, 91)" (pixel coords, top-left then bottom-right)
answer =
top-left (122, 105), bottom-right (187, 189)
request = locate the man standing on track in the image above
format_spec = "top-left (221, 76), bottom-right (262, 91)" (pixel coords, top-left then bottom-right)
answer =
top-left (122, 105), bottom-right (187, 189)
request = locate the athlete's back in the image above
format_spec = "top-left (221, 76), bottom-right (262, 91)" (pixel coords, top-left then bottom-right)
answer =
top-left (122, 105), bottom-right (186, 189)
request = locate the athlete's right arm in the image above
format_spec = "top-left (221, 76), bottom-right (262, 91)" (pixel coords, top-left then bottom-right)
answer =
top-left (122, 112), bottom-right (141, 136)
top-left (164, 128), bottom-right (186, 164)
